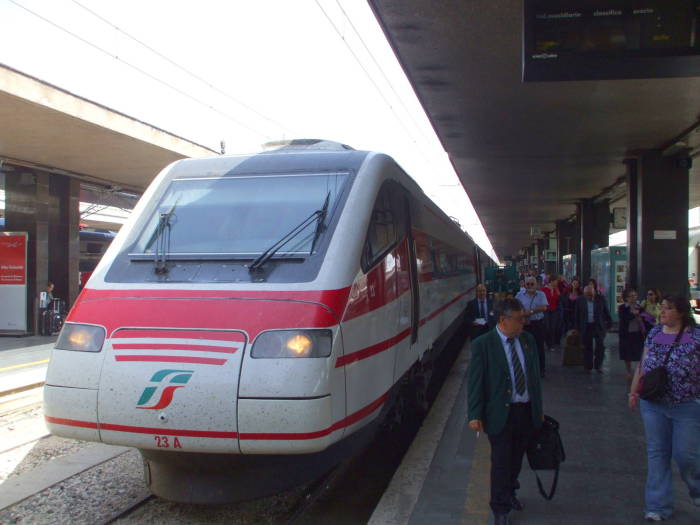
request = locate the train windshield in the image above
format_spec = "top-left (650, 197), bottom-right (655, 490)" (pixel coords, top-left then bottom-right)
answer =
top-left (132, 172), bottom-right (348, 257)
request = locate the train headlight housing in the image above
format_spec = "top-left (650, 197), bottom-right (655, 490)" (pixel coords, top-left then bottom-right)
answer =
top-left (55, 323), bottom-right (106, 352)
top-left (252, 330), bottom-right (332, 358)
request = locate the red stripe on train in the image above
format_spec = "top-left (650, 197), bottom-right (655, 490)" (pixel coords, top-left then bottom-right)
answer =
top-left (239, 390), bottom-right (389, 440)
top-left (45, 417), bottom-right (99, 430)
top-left (68, 295), bottom-right (340, 342)
top-left (45, 390), bottom-right (389, 440)
top-left (335, 329), bottom-right (412, 368)
top-left (420, 288), bottom-right (472, 326)
top-left (45, 415), bottom-right (236, 438)
top-left (77, 287), bottom-right (352, 315)
top-left (336, 287), bottom-right (473, 367)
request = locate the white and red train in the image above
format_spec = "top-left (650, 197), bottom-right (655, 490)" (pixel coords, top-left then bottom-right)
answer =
top-left (44, 140), bottom-right (481, 503)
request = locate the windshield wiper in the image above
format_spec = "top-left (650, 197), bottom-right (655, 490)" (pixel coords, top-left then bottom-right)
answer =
top-left (149, 203), bottom-right (178, 274)
top-left (310, 191), bottom-right (331, 253)
top-left (248, 194), bottom-right (331, 273)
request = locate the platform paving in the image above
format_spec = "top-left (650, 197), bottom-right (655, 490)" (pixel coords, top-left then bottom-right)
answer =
top-left (0, 336), bottom-right (55, 396)
top-left (373, 334), bottom-right (699, 524)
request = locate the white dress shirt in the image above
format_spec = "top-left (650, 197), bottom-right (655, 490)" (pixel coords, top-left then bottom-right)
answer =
top-left (495, 326), bottom-right (530, 403)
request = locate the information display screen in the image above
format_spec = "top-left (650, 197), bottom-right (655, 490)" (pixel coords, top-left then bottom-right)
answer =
top-left (523, 1), bottom-right (700, 81)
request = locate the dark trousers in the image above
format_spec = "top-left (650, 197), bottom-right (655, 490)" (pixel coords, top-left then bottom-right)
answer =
top-left (524, 319), bottom-right (545, 374)
top-left (544, 310), bottom-right (561, 348)
top-left (488, 403), bottom-right (536, 515)
top-left (582, 323), bottom-right (605, 369)
top-left (39, 308), bottom-right (51, 336)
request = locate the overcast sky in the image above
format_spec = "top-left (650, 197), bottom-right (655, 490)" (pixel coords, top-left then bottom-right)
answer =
top-left (1, 0), bottom-right (498, 261)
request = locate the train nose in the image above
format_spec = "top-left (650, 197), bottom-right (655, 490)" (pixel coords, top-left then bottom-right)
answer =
top-left (97, 328), bottom-right (246, 453)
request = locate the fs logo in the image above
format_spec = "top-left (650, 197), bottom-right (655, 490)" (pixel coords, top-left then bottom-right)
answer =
top-left (136, 369), bottom-right (193, 410)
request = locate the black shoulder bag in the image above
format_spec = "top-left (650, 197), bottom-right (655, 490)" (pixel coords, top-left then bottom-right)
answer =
top-left (527, 414), bottom-right (565, 500)
top-left (639, 331), bottom-right (682, 401)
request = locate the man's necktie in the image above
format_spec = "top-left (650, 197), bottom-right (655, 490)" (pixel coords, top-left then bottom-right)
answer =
top-left (507, 337), bottom-right (526, 395)
top-left (479, 300), bottom-right (484, 318)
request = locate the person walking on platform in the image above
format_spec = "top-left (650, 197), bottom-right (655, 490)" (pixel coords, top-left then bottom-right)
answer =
top-left (563, 277), bottom-right (582, 332)
top-left (575, 284), bottom-right (612, 372)
top-left (618, 288), bottom-right (645, 379)
top-left (542, 274), bottom-right (561, 351)
top-left (628, 296), bottom-right (700, 521)
top-left (465, 284), bottom-right (495, 340)
top-left (588, 277), bottom-right (599, 293)
top-left (515, 277), bottom-right (548, 378)
top-left (39, 281), bottom-right (55, 336)
top-left (467, 298), bottom-right (543, 525)
top-left (641, 288), bottom-right (662, 326)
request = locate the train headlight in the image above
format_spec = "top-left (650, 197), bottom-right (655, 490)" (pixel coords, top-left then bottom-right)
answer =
top-left (252, 330), bottom-right (332, 358)
top-left (55, 323), bottom-right (106, 352)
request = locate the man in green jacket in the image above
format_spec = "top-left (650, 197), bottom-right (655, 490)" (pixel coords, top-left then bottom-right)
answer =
top-left (467, 298), bottom-right (544, 525)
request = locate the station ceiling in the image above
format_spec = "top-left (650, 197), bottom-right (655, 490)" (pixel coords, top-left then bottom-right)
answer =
top-left (369, 1), bottom-right (700, 258)
top-left (0, 65), bottom-right (216, 194)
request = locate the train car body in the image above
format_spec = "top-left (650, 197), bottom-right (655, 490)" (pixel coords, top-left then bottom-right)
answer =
top-left (43, 142), bottom-right (478, 503)
top-left (79, 229), bottom-right (116, 288)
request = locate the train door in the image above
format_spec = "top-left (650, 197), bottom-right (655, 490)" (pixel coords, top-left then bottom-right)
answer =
top-left (388, 185), bottom-right (415, 381)
top-left (406, 195), bottom-right (420, 345)
top-left (342, 181), bottom-right (403, 430)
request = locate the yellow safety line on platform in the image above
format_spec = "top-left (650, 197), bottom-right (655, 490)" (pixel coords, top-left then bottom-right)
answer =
top-left (0, 359), bottom-right (50, 372)
top-left (462, 433), bottom-right (492, 525)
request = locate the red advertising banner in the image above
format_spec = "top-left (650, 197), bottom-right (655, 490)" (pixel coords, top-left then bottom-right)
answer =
top-left (0, 233), bottom-right (27, 285)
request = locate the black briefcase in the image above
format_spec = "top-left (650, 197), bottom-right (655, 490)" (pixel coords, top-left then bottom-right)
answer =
top-left (527, 415), bottom-right (565, 500)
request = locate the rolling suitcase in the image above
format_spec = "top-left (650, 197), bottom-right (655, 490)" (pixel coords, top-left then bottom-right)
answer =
top-left (562, 329), bottom-right (584, 366)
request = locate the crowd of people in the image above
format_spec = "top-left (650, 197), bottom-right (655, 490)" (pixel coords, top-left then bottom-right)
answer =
top-left (465, 272), bottom-right (700, 524)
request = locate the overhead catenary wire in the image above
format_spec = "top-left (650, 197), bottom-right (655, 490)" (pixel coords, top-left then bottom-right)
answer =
top-left (7, 0), bottom-right (273, 141)
top-left (69, 0), bottom-right (298, 137)
top-left (319, 1), bottom-right (498, 261)
top-left (313, 0), bottom-right (434, 166)
top-left (333, 0), bottom-right (436, 147)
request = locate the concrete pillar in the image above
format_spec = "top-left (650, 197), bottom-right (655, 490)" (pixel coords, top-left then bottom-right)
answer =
top-left (537, 238), bottom-right (546, 273)
top-left (5, 170), bottom-right (80, 333)
top-left (49, 175), bottom-right (81, 308)
top-left (579, 198), bottom-right (610, 281)
top-left (625, 158), bottom-right (639, 289)
top-left (627, 151), bottom-right (690, 296)
top-left (556, 218), bottom-right (576, 274)
top-left (543, 233), bottom-right (556, 275)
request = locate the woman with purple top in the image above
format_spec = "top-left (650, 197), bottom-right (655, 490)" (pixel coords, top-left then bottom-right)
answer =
top-left (628, 296), bottom-right (700, 522)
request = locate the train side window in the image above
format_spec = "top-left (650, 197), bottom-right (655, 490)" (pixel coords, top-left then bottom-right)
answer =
top-left (391, 184), bottom-right (408, 241)
top-left (362, 183), bottom-right (398, 271)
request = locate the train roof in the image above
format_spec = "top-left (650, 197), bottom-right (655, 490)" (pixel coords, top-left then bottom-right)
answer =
top-left (168, 142), bottom-right (371, 179)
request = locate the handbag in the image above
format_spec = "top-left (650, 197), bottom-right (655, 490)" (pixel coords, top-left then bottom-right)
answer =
top-left (527, 414), bottom-right (565, 500)
top-left (638, 333), bottom-right (680, 401)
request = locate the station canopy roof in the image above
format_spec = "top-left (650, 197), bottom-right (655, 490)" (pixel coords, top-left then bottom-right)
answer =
top-left (0, 64), bottom-right (216, 198)
top-left (369, 1), bottom-right (700, 259)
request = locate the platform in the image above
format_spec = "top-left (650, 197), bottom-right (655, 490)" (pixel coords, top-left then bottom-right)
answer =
top-left (371, 334), bottom-right (699, 524)
top-left (0, 335), bottom-right (55, 396)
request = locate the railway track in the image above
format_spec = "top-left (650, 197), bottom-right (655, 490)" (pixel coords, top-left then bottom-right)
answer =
top-left (285, 462), bottom-right (349, 525)
top-left (0, 386), bottom-right (49, 456)
top-left (94, 464), bottom-right (344, 525)
top-left (96, 492), bottom-right (155, 525)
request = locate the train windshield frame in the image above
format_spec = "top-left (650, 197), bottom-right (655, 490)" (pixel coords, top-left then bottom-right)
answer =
top-left (129, 172), bottom-right (349, 260)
